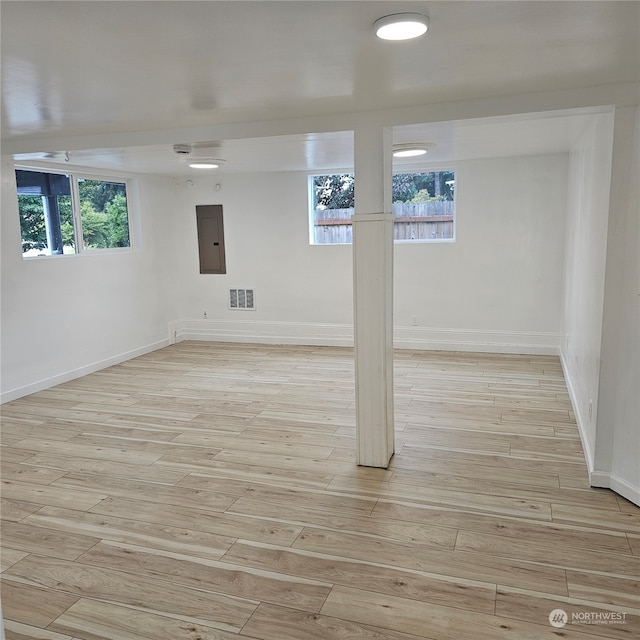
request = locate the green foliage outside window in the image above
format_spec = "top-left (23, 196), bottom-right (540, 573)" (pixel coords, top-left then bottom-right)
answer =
top-left (16, 170), bottom-right (130, 255)
top-left (313, 174), bottom-right (354, 210)
top-left (393, 171), bottom-right (455, 203)
top-left (19, 195), bottom-right (73, 252)
top-left (79, 181), bottom-right (129, 249)
top-left (311, 170), bottom-right (456, 244)
top-left (312, 171), bottom-right (455, 210)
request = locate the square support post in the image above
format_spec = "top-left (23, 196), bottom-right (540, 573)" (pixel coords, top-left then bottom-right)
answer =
top-left (353, 122), bottom-right (395, 467)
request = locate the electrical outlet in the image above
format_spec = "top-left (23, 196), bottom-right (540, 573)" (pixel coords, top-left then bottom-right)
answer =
top-left (411, 314), bottom-right (419, 326)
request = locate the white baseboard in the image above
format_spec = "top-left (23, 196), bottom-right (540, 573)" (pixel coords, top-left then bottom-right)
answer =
top-left (588, 470), bottom-right (611, 488)
top-left (394, 326), bottom-right (561, 355)
top-left (0, 338), bottom-right (170, 404)
top-left (607, 474), bottom-right (640, 507)
top-left (559, 347), bottom-right (595, 475)
top-left (169, 318), bottom-right (562, 355)
top-left (560, 349), bottom-right (640, 507)
top-left (169, 319), bottom-right (354, 347)
top-left (590, 471), bottom-right (640, 507)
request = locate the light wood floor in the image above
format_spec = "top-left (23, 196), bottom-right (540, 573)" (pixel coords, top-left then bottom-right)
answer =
top-left (1, 342), bottom-right (638, 640)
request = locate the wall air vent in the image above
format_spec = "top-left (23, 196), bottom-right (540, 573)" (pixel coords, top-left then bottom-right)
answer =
top-left (229, 288), bottom-right (255, 310)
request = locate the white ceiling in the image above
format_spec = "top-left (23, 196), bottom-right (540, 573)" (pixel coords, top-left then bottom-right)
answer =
top-left (2, 1), bottom-right (639, 175)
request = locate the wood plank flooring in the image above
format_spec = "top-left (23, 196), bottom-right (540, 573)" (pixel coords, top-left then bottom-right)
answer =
top-left (1, 341), bottom-right (639, 640)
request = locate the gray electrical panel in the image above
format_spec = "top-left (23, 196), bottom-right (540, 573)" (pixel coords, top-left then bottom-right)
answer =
top-left (196, 204), bottom-right (226, 274)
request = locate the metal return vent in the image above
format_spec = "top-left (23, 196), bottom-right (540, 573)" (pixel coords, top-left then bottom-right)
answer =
top-left (229, 288), bottom-right (255, 310)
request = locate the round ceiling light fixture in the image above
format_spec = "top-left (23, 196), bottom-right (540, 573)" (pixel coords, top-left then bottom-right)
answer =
top-left (392, 143), bottom-right (435, 158)
top-left (374, 13), bottom-right (429, 41)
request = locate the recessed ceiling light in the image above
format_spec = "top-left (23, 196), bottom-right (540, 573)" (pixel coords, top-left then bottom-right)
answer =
top-left (392, 143), bottom-right (434, 158)
top-left (374, 13), bottom-right (429, 41)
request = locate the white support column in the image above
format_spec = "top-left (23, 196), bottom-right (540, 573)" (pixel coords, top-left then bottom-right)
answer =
top-left (353, 121), bottom-right (395, 468)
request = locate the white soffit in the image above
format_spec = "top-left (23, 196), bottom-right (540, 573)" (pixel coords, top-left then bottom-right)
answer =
top-left (13, 110), bottom-right (605, 175)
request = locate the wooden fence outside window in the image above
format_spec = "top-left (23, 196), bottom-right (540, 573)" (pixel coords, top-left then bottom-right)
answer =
top-left (313, 200), bottom-right (454, 244)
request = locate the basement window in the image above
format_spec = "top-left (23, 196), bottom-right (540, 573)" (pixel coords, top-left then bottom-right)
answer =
top-left (309, 170), bottom-right (456, 245)
top-left (309, 173), bottom-right (354, 245)
top-left (393, 170), bottom-right (456, 242)
top-left (16, 168), bottom-right (132, 257)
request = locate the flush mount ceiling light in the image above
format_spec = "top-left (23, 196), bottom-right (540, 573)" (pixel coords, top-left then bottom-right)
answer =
top-left (188, 158), bottom-right (225, 169)
top-left (173, 142), bottom-right (225, 169)
top-left (189, 163), bottom-right (218, 169)
top-left (374, 13), bottom-right (429, 41)
top-left (392, 143), bottom-right (435, 158)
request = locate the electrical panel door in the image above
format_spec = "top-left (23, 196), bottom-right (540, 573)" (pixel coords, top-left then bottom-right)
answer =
top-left (196, 204), bottom-right (226, 274)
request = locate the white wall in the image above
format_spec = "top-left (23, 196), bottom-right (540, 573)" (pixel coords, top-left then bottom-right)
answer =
top-left (395, 155), bottom-right (567, 352)
top-left (167, 172), bottom-right (354, 345)
top-left (0, 160), bottom-right (175, 401)
top-left (0, 151), bottom-right (570, 399)
top-left (169, 154), bottom-right (567, 353)
top-left (593, 106), bottom-right (640, 504)
top-left (560, 112), bottom-right (615, 470)
top-left (560, 107), bottom-right (639, 506)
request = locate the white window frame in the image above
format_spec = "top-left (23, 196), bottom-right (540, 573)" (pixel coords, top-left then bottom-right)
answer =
top-left (308, 168), bottom-right (457, 245)
top-left (392, 166), bottom-right (457, 244)
top-left (308, 172), bottom-right (354, 246)
top-left (15, 164), bottom-right (136, 259)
